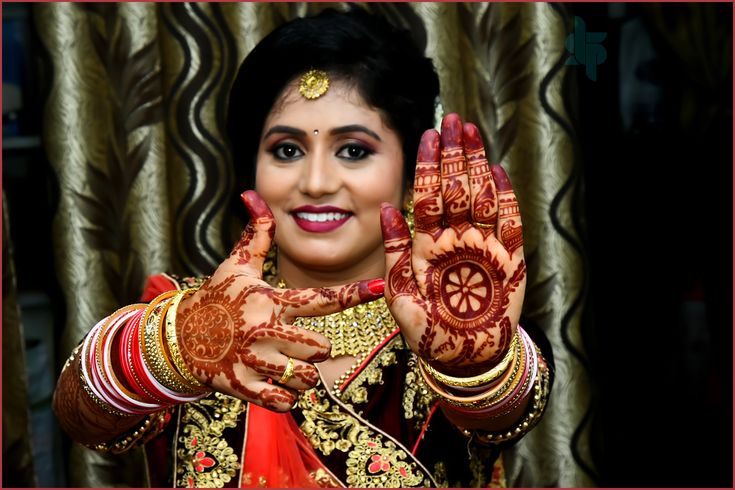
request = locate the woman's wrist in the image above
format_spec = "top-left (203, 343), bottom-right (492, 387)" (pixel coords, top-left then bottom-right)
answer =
top-left (78, 290), bottom-right (210, 419)
top-left (418, 326), bottom-right (551, 443)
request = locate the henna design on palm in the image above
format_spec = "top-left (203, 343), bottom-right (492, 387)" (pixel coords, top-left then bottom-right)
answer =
top-left (381, 114), bottom-right (526, 376)
top-left (176, 190), bottom-right (384, 411)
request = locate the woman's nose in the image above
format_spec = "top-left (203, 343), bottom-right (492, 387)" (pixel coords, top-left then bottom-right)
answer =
top-left (298, 153), bottom-right (340, 197)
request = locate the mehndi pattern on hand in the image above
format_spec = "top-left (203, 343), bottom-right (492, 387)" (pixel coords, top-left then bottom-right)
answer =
top-left (381, 113), bottom-right (526, 377)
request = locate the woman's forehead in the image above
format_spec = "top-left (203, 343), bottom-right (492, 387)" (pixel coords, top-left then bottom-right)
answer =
top-left (264, 79), bottom-right (386, 130)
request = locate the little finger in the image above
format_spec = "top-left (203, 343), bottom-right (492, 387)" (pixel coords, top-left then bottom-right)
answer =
top-left (490, 164), bottom-right (524, 258)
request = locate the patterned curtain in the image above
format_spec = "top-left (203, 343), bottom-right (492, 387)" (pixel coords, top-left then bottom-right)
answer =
top-left (35, 3), bottom-right (594, 486)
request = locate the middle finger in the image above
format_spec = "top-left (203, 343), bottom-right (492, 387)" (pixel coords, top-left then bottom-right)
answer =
top-left (440, 114), bottom-right (471, 228)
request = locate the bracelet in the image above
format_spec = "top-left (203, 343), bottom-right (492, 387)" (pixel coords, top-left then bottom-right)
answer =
top-left (164, 289), bottom-right (206, 390)
top-left (79, 325), bottom-right (131, 417)
top-left (140, 292), bottom-right (201, 395)
top-left (84, 408), bottom-right (172, 454)
top-left (419, 335), bottom-right (525, 410)
top-left (459, 360), bottom-right (550, 445)
top-left (81, 311), bottom-right (146, 416)
top-left (419, 332), bottom-right (518, 388)
top-left (120, 308), bottom-right (165, 404)
top-left (454, 328), bottom-right (538, 419)
top-left (131, 317), bottom-right (205, 404)
top-left (95, 307), bottom-right (163, 414)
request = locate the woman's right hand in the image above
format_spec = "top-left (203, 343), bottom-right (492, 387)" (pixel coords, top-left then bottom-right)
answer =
top-left (175, 190), bottom-right (383, 412)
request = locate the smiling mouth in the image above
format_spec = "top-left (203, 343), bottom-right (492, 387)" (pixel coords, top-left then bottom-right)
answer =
top-left (291, 210), bottom-right (352, 233)
top-left (294, 211), bottom-right (350, 222)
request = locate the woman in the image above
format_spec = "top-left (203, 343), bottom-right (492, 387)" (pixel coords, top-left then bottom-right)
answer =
top-left (53, 7), bottom-right (551, 488)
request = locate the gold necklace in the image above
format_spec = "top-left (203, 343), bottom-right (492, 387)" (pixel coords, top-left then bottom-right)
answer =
top-left (277, 279), bottom-right (397, 358)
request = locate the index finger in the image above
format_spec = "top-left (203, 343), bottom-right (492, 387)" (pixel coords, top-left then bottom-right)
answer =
top-left (276, 278), bottom-right (385, 318)
top-left (413, 129), bottom-right (443, 236)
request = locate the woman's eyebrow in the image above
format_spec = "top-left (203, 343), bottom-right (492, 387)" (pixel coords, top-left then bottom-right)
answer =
top-left (329, 125), bottom-right (382, 142)
top-left (262, 125), bottom-right (307, 139)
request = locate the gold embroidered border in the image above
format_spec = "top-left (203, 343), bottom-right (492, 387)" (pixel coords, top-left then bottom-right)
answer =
top-left (298, 383), bottom-right (433, 487)
top-left (174, 393), bottom-right (245, 488)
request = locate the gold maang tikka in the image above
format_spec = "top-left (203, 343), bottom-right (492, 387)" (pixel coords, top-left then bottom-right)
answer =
top-left (299, 69), bottom-right (330, 99)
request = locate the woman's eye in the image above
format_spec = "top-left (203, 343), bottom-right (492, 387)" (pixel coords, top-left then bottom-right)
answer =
top-left (272, 143), bottom-right (304, 160)
top-left (337, 144), bottom-right (372, 161)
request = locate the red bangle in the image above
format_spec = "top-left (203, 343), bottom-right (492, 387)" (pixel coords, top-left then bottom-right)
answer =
top-left (119, 309), bottom-right (162, 403)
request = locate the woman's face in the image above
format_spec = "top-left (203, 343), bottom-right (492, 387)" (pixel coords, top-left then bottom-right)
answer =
top-left (255, 80), bottom-right (405, 287)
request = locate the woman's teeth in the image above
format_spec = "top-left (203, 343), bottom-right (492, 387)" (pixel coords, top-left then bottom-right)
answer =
top-left (295, 212), bottom-right (349, 222)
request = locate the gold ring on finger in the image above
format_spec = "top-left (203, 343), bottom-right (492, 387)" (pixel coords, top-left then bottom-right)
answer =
top-left (473, 221), bottom-right (494, 229)
top-left (278, 357), bottom-right (295, 384)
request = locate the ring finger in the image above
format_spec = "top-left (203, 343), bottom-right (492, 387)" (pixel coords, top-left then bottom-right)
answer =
top-left (464, 122), bottom-right (498, 231)
top-left (269, 355), bottom-right (320, 390)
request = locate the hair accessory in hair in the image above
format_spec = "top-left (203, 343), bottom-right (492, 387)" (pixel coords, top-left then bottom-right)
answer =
top-left (299, 69), bottom-right (330, 99)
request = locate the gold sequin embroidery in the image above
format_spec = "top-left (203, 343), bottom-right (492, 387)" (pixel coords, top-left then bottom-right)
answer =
top-left (175, 393), bottom-right (244, 488)
top-left (298, 383), bottom-right (433, 488)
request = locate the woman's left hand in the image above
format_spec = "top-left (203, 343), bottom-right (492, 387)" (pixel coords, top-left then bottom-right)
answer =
top-left (380, 113), bottom-right (526, 377)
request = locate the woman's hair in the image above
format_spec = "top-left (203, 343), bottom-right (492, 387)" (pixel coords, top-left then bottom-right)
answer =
top-left (226, 6), bottom-right (440, 192)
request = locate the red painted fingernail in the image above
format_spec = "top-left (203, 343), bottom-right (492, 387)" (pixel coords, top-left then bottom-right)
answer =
top-left (367, 279), bottom-right (385, 295)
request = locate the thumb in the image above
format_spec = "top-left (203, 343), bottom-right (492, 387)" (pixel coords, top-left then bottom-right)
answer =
top-left (225, 190), bottom-right (276, 273)
top-left (380, 203), bottom-right (417, 303)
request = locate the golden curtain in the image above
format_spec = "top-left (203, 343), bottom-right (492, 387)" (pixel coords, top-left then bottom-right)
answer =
top-left (35, 3), bottom-right (594, 486)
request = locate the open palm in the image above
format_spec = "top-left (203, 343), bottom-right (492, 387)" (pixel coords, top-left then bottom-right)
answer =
top-left (380, 114), bottom-right (526, 377)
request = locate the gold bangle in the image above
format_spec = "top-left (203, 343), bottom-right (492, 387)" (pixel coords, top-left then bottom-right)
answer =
top-left (164, 289), bottom-right (206, 390)
top-left (419, 337), bottom-right (526, 410)
top-left (419, 332), bottom-right (518, 388)
top-left (140, 291), bottom-right (201, 395)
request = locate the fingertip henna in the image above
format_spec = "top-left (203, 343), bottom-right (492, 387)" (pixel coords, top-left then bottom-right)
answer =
top-left (440, 113), bottom-right (463, 149)
top-left (462, 122), bottom-right (484, 152)
top-left (417, 129), bottom-right (440, 162)
top-left (240, 190), bottom-right (275, 223)
top-left (380, 204), bottom-right (410, 243)
top-left (490, 164), bottom-right (513, 192)
top-left (260, 388), bottom-right (295, 412)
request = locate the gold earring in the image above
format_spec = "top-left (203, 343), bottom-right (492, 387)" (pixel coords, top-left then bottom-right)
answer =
top-left (402, 199), bottom-right (415, 238)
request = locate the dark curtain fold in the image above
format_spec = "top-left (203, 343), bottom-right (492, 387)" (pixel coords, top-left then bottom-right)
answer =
top-left (2, 191), bottom-right (38, 487)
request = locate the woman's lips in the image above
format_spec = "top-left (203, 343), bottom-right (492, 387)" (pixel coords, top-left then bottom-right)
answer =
top-left (291, 207), bottom-right (352, 233)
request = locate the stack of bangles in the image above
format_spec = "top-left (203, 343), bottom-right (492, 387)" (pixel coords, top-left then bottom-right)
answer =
top-left (78, 289), bottom-right (210, 419)
top-left (418, 326), bottom-right (550, 444)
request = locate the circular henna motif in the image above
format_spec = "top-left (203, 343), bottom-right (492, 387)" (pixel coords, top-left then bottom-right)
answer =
top-left (181, 303), bottom-right (234, 362)
top-left (432, 253), bottom-right (502, 332)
